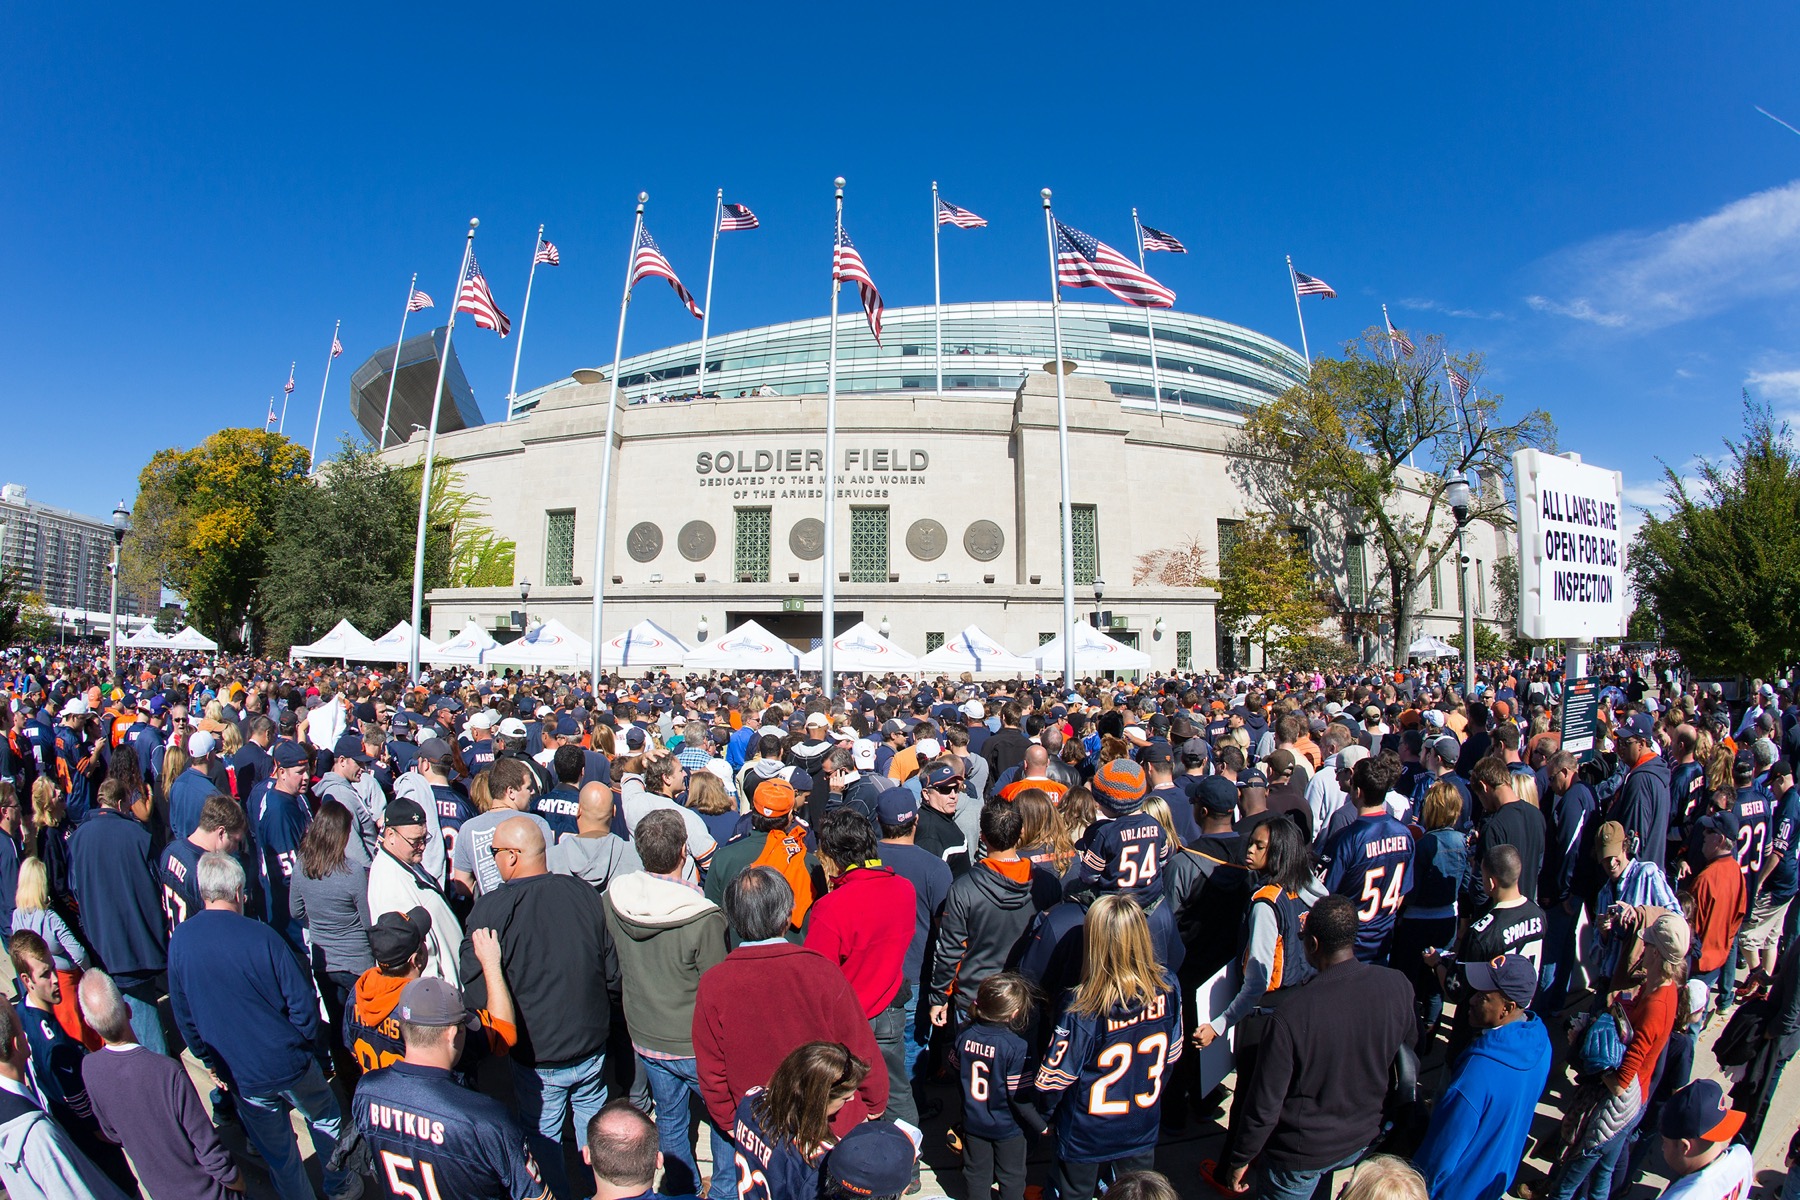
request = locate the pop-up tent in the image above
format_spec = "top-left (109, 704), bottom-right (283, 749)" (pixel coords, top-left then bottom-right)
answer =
top-left (166, 625), bottom-right (220, 652)
top-left (487, 618), bottom-right (592, 669)
top-left (601, 619), bottom-right (690, 669)
top-left (917, 624), bottom-right (1038, 675)
top-left (1034, 622), bottom-right (1152, 675)
top-left (682, 620), bottom-right (803, 673)
top-left (123, 624), bottom-right (175, 649)
top-left (351, 620), bottom-right (438, 663)
top-left (426, 622), bottom-right (498, 666)
top-left (799, 621), bottom-right (920, 674)
top-left (289, 619), bottom-right (375, 660)
top-left (1406, 635), bottom-right (1459, 659)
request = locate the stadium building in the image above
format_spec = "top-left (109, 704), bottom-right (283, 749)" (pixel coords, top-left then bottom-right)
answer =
top-left (361, 301), bottom-right (1505, 672)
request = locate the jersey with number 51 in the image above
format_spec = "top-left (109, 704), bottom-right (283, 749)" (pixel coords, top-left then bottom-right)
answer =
top-left (1322, 813), bottom-right (1415, 963)
top-left (354, 1061), bottom-right (548, 1200)
top-left (1034, 981), bottom-right (1183, 1162)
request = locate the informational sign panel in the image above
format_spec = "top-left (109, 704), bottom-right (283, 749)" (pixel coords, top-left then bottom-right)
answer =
top-left (1561, 677), bottom-right (1599, 755)
top-left (1513, 449), bottom-right (1628, 641)
top-left (1193, 962), bottom-right (1241, 1097)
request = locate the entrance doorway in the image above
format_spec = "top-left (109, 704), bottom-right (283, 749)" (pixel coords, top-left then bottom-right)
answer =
top-left (725, 610), bottom-right (864, 651)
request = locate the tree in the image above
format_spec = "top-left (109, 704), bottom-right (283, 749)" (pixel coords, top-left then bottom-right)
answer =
top-left (122, 428), bottom-right (309, 650)
top-left (1132, 535), bottom-right (1211, 588)
top-left (16, 590), bottom-right (54, 644)
top-left (1628, 400), bottom-right (1800, 677)
top-left (1447, 623), bottom-right (1512, 662)
top-left (1231, 329), bottom-right (1554, 661)
top-left (0, 572), bottom-right (26, 646)
top-left (1626, 605), bottom-right (1661, 643)
top-left (1214, 517), bottom-right (1328, 667)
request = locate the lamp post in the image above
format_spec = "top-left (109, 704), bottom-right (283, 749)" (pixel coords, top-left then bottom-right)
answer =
top-left (1092, 577), bottom-right (1105, 628)
top-left (1447, 478), bottom-right (1476, 698)
top-left (518, 577), bottom-right (532, 635)
top-left (108, 500), bottom-right (130, 678)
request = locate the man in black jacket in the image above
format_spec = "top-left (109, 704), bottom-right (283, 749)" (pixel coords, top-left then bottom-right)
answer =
top-left (460, 815), bottom-right (620, 1199)
top-left (927, 802), bottom-right (1057, 1027)
top-left (1219, 894), bottom-right (1414, 1200)
top-left (979, 704), bottom-right (1029, 798)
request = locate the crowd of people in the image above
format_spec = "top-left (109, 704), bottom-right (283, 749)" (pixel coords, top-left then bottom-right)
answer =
top-left (0, 641), bottom-right (1791, 1200)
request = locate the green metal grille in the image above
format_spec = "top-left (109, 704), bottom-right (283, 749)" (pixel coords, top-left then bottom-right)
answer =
top-left (1347, 538), bottom-right (1366, 610)
top-left (1216, 519), bottom-right (1242, 573)
top-left (1039, 631), bottom-right (1055, 646)
top-left (735, 508), bottom-right (771, 582)
top-left (544, 510), bottom-right (575, 586)
top-left (851, 507), bottom-right (888, 583)
top-left (1072, 504), bottom-right (1098, 586)
top-left (1429, 561), bottom-right (1441, 610)
top-left (925, 631), bottom-right (945, 653)
top-left (1176, 630), bottom-right (1192, 670)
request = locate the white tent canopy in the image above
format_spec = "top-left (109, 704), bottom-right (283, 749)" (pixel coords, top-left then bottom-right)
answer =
top-left (425, 622), bottom-right (498, 666)
top-left (1407, 635), bottom-right (1459, 659)
top-left (1034, 622), bottom-right (1152, 675)
top-left (123, 624), bottom-right (174, 649)
top-left (350, 620), bottom-right (438, 663)
top-left (798, 621), bottom-right (920, 674)
top-left (486, 618), bottom-right (592, 669)
top-left (682, 620), bottom-right (803, 674)
top-left (166, 625), bottom-right (219, 652)
top-left (289, 619), bottom-right (374, 660)
top-left (601, 620), bottom-right (690, 669)
top-left (917, 624), bottom-right (1038, 676)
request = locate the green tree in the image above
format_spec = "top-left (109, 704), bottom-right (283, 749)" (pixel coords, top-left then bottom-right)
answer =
top-left (16, 589), bottom-right (54, 644)
top-left (122, 428), bottom-right (309, 650)
top-left (1626, 605), bottom-right (1661, 643)
top-left (0, 572), bottom-right (26, 646)
top-left (1214, 517), bottom-right (1329, 667)
top-left (1628, 400), bottom-right (1800, 677)
top-left (1231, 330), bottom-right (1554, 660)
top-left (1447, 623), bottom-right (1512, 662)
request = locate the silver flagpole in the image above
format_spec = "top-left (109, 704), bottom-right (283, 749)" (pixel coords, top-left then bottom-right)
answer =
top-left (1385, 304), bottom-right (1417, 470)
top-left (308, 318), bottom-right (341, 473)
top-left (379, 274), bottom-right (418, 453)
top-left (1287, 255), bottom-right (1311, 370)
top-left (1133, 208), bottom-right (1163, 417)
top-left (506, 225), bottom-right (544, 420)
top-left (589, 194), bottom-right (647, 684)
top-left (1042, 190), bottom-right (1077, 689)
top-left (933, 181), bottom-right (943, 398)
top-left (822, 178), bottom-right (846, 697)
top-left (409, 219), bottom-right (478, 682)
top-left (279, 362), bottom-right (295, 433)
top-left (698, 190), bottom-right (722, 395)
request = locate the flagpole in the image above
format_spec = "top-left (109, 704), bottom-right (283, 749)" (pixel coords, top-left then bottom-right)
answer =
top-left (308, 318), bottom-right (341, 473)
top-left (1042, 189), bottom-right (1077, 689)
top-left (822, 177), bottom-right (845, 698)
top-left (1286, 255), bottom-right (1311, 370)
top-left (505, 226), bottom-right (544, 421)
top-left (1385, 304), bottom-right (1417, 470)
top-left (279, 362), bottom-right (295, 433)
top-left (699, 190), bottom-right (722, 396)
top-left (379, 274), bottom-right (418, 453)
top-left (933, 181), bottom-right (943, 399)
top-left (409, 219), bottom-right (478, 682)
top-left (589, 194), bottom-right (647, 685)
top-left (1133, 208), bottom-right (1163, 417)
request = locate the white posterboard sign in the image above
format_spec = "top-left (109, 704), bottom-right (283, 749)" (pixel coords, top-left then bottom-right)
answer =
top-left (1512, 449), bottom-right (1628, 642)
top-left (1193, 961), bottom-right (1242, 1097)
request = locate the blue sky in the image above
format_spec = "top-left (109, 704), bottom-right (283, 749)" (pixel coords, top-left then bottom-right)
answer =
top-left (7, 2), bottom-right (1800, 537)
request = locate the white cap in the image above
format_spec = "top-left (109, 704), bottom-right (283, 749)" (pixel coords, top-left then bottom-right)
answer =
top-left (961, 700), bottom-right (985, 720)
top-left (805, 712), bottom-right (830, 729)
top-left (467, 709), bottom-right (499, 730)
top-left (536, 704), bottom-right (555, 717)
top-left (187, 730), bottom-right (217, 756)
top-left (1335, 744), bottom-right (1371, 770)
top-left (60, 698), bottom-right (89, 717)
top-left (830, 724), bottom-right (857, 742)
top-left (496, 717), bottom-right (528, 739)
top-left (914, 737), bottom-right (942, 760)
top-left (853, 738), bottom-right (877, 769)
top-left (1122, 725), bottom-right (1150, 747)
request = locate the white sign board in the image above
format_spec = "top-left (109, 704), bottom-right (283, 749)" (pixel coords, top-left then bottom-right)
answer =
top-left (1513, 449), bottom-right (1627, 641)
top-left (1192, 961), bottom-right (1241, 1097)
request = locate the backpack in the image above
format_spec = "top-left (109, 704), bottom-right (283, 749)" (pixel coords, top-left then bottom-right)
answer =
top-left (750, 825), bottom-right (817, 928)
top-left (1714, 996), bottom-right (1772, 1068)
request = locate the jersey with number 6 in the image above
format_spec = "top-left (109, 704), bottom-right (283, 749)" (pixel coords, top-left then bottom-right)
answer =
top-left (1034, 981), bottom-right (1183, 1162)
top-left (1322, 813), bottom-right (1415, 963)
top-left (353, 1060), bottom-right (547, 1200)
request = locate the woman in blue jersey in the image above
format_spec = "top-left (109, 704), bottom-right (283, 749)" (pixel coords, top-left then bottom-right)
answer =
top-left (1035, 893), bottom-right (1184, 1200)
top-left (732, 1041), bottom-right (872, 1200)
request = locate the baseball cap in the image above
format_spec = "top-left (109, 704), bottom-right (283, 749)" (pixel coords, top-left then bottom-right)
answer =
top-left (416, 737), bottom-right (453, 765)
top-left (876, 789), bottom-right (918, 827)
top-left (1463, 953), bottom-right (1537, 1006)
top-left (333, 733), bottom-right (373, 765)
top-left (751, 779), bottom-right (797, 818)
top-left (1643, 912), bottom-right (1692, 964)
top-left (1263, 748), bottom-right (1297, 776)
top-left (187, 730), bottom-right (217, 756)
top-left (272, 741), bottom-right (309, 769)
top-left (384, 797), bottom-right (428, 828)
top-left (1195, 775), bottom-right (1238, 814)
top-left (1594, 819), bottom-right (1628, 861)
top-left (1427, 734), bottom-right (1461, 763)
top-left (805, 712), bottom-right (830, 730)
top-left (496, 717), bottom-right (529, 740)
top-left (823, 1121), bottom-right (918, 1199)
top-left (921, 760), bottom-right (965, 791)
top-left (1660, 1079), bottom-right (1745, 1143)
top-left (60, 698), bottom-right (89, 717)
top-left (1335, 744), bottom-right (1371, 771)
top-left (623, 726), bottom-right (648, 751)
top-left (1140, 742), bottom-right (1173, 766)
top-left (397, 977), bottom-right (480, 1032)
top-left (881, 718), bottom-right (909, 736)
top-left (555, 714), bottom-right (581, 738)
top-left (830, 723), bottom-right (858, 742)
top-left (369, 907), bottom-right (432, 969)
top-left (852, 738), bottom-right (877, 770)
top-left (961, 700), bottom-right (985, 720)
top-left (1615, 712), bottom-right (1655, 744)
top-left (1237, 766), bottom-right (1269, 790)
top-left (467, 709), bottom-right (499, 730)
top-left (913, 738), bottom-right (942, 760)
top-left (1699, 810), bottom-right (1742, 841)
top-left (1092, 759), bottom-right (1148, 811)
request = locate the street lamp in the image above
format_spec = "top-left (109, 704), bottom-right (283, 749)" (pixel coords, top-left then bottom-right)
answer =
top-left (108, 500), bottom-right (130, 679)
top-left (1092, 577), bottom-right (1106, 628)
top-left (1447, 478), bottom-right (1476, 698)
top-left (518, 577), bottom-right (532, 633)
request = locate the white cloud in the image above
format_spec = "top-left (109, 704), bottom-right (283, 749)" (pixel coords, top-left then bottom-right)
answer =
top-left (1528, 178), bottom-right (1800, 331)
top-left (1398, 297), bottom-right (1508, 321)
top-left (1746, 368), bottom-right (1800, 400)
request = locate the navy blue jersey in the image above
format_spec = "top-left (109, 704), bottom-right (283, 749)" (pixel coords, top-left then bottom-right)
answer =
top-left (1322, 812), bottom-right (1415, 962)
top-left (530, 786), bottom-right (582, 840)
top-left (1034, 982), bottom-right (1182, 1162)
top-left (252, 781), bottom-right (311, 944)
top-left (354, 1061), bottom-right (548, 1200)
top-left (160, 837), bottom-right (207, 931)
top-left (732, 1088), bottom-right (826, 1200)
top-left (957, 1020), bottom-right (1030, 1140)
top-left (430, 783), bottom-right (477, 863)
top-left (1734, 785), bottom-right (1774, 880)
top-left (1074, 810), bottom-right (1169, 893)
top-left (1767, 791), bottom-right (1800, 902)
top-left (464, 741), bottom-right (497, 775)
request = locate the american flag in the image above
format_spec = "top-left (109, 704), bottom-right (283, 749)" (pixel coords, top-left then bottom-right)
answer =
top-left (936, 197), bottom-right (988, 229)
top-left (1385, 312), bottom-right (1415, 358)
top-left (720, 203), bottom-right (759, 231)
top-left (408, 290), bottom-right (434, 312)
top-left (1445, 360), bottom-right (1471, 400)
top-left (266, 399), bottom-right (277, 427)
top-left (330, 334), bottom-right (343, 358)
top-left (283, 365), bottom-right (295, 395)
top-left (1292, 268), bottom-right (1336, 298)
top-left (1139, 223), bottom-right (1187, 253)
top-left (1055, 221), bottom-right (1175, 308)
top-left (457, 255), bottom-right (512, 336)
top-left (535, 240), bottom-right (560, 266)
top-left (834, 226), bottom-right (884, 342)
top-left (630, 226), bottom-right (704, 319)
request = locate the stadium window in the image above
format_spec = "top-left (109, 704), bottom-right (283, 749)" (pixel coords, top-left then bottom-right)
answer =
top-left (1216, 519), bottom-right (1243, 574)
top-left (734, 508), bottom-right (771, 583)
top-left (1039, 632), bottom-right (1055, 646)
top-left (850, 508), bottom-right (889, 583)
top-left (544, 510), bottom-right (576, 587)
top-left (925, 631), bottom-right (945, 653)
top-left (1347, 537), bottom-right (1367, 610)
top-left (1070, 504), bottom-right (1098, 585)
top-left (1429, 560), bottom-right (1441, 610)
top-left (1176, 630), bottom-right (1192, 670)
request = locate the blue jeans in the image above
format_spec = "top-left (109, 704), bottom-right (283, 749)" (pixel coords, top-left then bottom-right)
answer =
top-left (1547, 1106), bottom-right (1641, 1200)
top-left (901, 991), bottom-right (927, 1094)
top-left (514, 1051), bottom-right (607, 1199)
top-left (1257, 1148), bottom-right (1365, 1200)
top-left (1537, 900), bottom-right (1582, 1016)
top-left (639, 1054), bottom-right (735, 1200)
top-left (236, 1061), bottom-right (347, 1200)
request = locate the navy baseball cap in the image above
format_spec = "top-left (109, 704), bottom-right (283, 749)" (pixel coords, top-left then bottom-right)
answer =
top-left (369, 907), bottom-right (431, 968)
top-left (921, 760), bottom-right (964, 790)
top-left (1237, 767), bottom-right (1268, 789)
top-left (555, 714), bottom-right (581, 737)
top-left (1195, 775), bottom-right (1238, 814)
top-left (1615, 712), bottom-right (1655, 743)
top-left (823, 1121), bottom-right (918, 1198)
top-left (876, 789), bottom-right (918, 827)
top-left (332, 733), bottom-right (373, 765)
top-left (1660, 1079), bottom-right (1745, 1142)
top-left (1463, 953), bottom-right (1537, 1006)
top-left (1699, 810), bottom-right (1742, 841)
top-left (271, 741), bottom-right (309, 769)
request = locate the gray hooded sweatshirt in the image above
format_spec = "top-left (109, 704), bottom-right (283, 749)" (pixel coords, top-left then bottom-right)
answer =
top-left (550, 833), bottom-right (643, 892)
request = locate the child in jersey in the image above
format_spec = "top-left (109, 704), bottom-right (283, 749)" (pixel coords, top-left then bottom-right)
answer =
top-left (733, 1041), bottom-right (871, 1200)
top-left (956, 973), bottom-right (1047, 1200)
top-left (1035, 894), bottom-right (1183, 1200)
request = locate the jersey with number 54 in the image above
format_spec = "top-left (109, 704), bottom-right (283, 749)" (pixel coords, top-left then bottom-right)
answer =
top-left (1034, 980), bottom-right (1183, 1162)
top-left (1322, 813), bottom-right (1415, 963)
